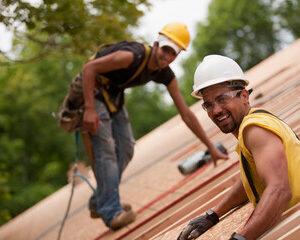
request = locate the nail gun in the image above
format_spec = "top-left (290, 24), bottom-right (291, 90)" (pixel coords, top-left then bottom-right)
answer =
top-left (178, 142), bottom-right (227, 175)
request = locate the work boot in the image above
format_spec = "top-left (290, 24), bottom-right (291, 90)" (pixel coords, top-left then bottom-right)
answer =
top-left (88, 195), bottom-right (98, 218)
top-left (90, 209), bottom-right (99, 219)
top-left (89, 203), bottom-right (132, 219)
top-left (121, 203), bottom-right (132, 212)
top-left (110, 209), bottom-right (136, 230)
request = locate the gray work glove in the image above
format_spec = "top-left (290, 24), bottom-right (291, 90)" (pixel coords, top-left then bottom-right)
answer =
top-left (177, 209), bottom-right (219, 240)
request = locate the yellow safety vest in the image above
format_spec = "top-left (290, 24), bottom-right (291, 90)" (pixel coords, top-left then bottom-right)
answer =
top-left (236, 108), bottom-right (300, 208)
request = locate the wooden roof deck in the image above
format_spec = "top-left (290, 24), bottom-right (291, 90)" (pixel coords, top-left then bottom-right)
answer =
top-left (0, 39), bottom-right (300, 240)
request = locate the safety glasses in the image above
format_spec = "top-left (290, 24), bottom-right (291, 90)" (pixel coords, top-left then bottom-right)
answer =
top-left (202, 90), bottom-right (242, 112)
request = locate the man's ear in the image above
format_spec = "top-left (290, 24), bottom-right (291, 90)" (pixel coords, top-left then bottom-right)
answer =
top-left (240, 89), bottom-right (250, 104)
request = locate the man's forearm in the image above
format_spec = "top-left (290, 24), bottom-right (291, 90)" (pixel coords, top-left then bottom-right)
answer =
top-left (213, 179), bottom-right (248, 218)
top-left (82, 64), bottom-right (96, 109)
top-left (182, 109), bottom-right (213, 148)
top-left (238, 184), bottom-right (291, 239)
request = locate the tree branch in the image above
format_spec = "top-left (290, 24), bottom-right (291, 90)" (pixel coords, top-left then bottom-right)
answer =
top-left (25, 34), bottom-right (70, 49)
top-left (0, 51), bottom-right (49, 65)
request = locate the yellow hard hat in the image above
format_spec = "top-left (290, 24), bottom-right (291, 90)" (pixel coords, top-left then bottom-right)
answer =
top-left (159, 22), bottom-right (190, 50)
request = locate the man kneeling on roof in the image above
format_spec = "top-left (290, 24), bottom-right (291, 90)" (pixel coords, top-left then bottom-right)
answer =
top-left (178, 55), bottom-right (300, 240)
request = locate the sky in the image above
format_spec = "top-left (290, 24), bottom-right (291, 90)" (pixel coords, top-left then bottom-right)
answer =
top-left (0, 0), bottom-right (211, 76)
top-left (135, 0), bottom-right (211, 76)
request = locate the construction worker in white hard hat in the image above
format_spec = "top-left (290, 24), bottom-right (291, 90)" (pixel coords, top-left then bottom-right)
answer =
top-left (78, 24), bottom-right (229, 230)
top-left (178, 55), bottom-right (300, 240)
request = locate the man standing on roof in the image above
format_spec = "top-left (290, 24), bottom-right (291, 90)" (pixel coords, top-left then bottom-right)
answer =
top-left (178, 55), bottom-right (300, 240)
top-left (82, 24), bottom-right (228, 230)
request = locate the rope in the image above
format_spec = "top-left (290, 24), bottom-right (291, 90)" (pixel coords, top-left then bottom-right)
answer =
top-left (56, 131), bottom-right (97, 240)
top-left (56, 131), bottom-right (79, 240)
top-left (74, 172), bottom-right (96, 193)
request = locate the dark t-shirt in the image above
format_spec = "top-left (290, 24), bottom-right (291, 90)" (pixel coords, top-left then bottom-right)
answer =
top-left (95, 41), bottom-right (175, 89)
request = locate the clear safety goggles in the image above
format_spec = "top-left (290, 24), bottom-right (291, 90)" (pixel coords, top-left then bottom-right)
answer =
top-left (202, 90), bottom-right (242, 112)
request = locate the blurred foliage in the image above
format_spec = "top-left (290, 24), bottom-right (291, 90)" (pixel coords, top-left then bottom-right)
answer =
top-left (0, 0), bottom-right (150, 64)
top-left (0, 46), bottom-right (175, 225)
top-left (0, 0), bottom-right (154, 226)
top-left (276, 0), bottom-right (300, 37)
top-left (0, 49), bottom-right (86, 225)
top-left (179, 0), bottom-right (300, 105)
top-left (125, 84), bottom-right (177, 139)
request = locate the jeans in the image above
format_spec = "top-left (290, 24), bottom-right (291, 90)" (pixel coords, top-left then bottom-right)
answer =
top-left (89, 99), bottom-right (135, 226)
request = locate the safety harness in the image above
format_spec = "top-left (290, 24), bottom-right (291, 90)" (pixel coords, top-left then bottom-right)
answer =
top-left (95, 43), bottom-right (151, 113)
top-left (57, 43), bottom-right (151, 133)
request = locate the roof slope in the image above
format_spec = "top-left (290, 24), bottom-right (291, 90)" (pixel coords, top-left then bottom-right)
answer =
top-left (1, 39), bottom-right (300, 240)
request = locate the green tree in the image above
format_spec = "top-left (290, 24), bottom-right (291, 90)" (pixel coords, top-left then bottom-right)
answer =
top-left (0, 0), bottom-right (158, 226)
top-left (179, 0), bottom-right (282, 105)
top-left (125, 85), bottom-right (177, 139)
top-left (0, 0), bottom-right (150, 64)
top-left (0, 51), bottom-right (85, 224)
top-left (277, 0), bottom-right (300, 37)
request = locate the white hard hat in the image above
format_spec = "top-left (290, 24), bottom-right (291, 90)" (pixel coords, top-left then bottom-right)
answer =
top-left (191, 55), bottom-right (249, 99)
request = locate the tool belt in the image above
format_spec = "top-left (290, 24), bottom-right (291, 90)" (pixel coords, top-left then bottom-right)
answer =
top-left (57, 43), bottom-right (151, 133)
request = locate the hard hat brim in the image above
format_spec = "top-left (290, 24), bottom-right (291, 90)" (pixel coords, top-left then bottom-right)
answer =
top-left (191, 77), bottom-right (249, 99)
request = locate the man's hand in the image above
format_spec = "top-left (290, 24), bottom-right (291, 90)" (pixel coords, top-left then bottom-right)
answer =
top-left (209, 145), bottom-right (229, 166)
top-left (83, 108), bottom-right (100, 135)
top-left (177, 209), bottom-right (219, 240)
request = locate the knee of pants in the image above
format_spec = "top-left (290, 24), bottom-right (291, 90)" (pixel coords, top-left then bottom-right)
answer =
top-left (92, 135), bottom-right (117, 164)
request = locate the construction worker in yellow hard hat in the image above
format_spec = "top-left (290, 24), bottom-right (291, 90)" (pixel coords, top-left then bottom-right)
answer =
top-left (178, 55), bottom-right (300, 240)
top-left (67, 23), bottom-right (229, 230)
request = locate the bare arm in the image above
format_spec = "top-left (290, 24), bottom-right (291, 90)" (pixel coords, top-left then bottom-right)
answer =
top-left (213, 178), bottom-right (249, 218)
top-left (82, 50), bottom-right (133, 134)
top-left (167, 78), bottom-right (228, 164)
top-left (237, 125), bottom-right (292, 240)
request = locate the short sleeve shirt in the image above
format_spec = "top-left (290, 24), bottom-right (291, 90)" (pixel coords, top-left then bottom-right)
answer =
top-left (95, 41), bottom-right (175, 89)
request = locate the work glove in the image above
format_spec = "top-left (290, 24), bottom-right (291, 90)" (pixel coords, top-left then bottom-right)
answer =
top-left (177, 209), bottom-right (219, 240)
top-left (229, 232), bottom-right (247, 240)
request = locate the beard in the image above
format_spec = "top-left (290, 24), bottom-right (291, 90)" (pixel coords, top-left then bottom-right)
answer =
top-left (212, 110), bottom-right (238, 134)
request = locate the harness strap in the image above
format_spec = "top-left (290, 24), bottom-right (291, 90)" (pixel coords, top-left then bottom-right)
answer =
top-left (96, 43), bottom-right (151, 113)
top-left (116, 44), bottom-right (151, 88)
top-left (241, 152), bottom-right (260, 203)
top-left (89, 43), bottom-right (114, 61)
top-left (99, 87), bottom-right (118, 113)
top-left (241, 109), bottom-right (299, 204)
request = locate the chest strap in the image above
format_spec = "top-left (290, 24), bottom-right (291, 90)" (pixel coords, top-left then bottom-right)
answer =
top-left (117, 44), bottom-right (151, 88)
top-left (95, 43), bottom-right (151, 113)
